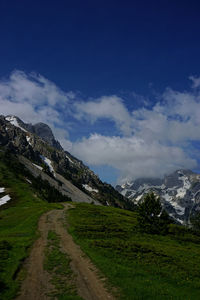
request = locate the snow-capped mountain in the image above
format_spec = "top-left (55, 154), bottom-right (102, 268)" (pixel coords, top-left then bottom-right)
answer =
top-left (116, 170), bottom-right (200, 224)
top-left (0, 115), bottom-right (130, 208)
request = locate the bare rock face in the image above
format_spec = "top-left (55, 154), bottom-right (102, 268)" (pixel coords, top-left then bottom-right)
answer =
top-left (0, 115), bottom-right (128, 208)
top-left (8, 117), bottom-right (63, 151)
top-left (116, 170), bottom-right (200, 224)
top-left (27, 123), bottom-right (63, 150)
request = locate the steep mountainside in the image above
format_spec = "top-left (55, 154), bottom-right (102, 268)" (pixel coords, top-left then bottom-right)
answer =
top-left (0, 115), bottom-right (131, 208)
top-left (5, 115), bottom-right (63, 150)
top-left (116, 170), bottom-right (200, 224)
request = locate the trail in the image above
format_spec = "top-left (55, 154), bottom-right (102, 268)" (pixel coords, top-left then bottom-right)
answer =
top-left (16, 204), bottom-right (115, 300)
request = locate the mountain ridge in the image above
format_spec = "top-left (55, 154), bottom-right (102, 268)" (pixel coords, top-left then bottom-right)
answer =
top-left (5, 115), bottom-right (63, 150)
top-left (0, 114), bottom-right (132, 209)
top-left (116, 169), bottom-right (200, 224)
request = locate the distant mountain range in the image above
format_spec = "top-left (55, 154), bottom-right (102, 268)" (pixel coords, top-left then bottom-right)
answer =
top-left (116, 170), bottom-right (200, 224)
top-left (0, 115), bottom-right (132, 209)
top-left (2, 114), bottom-right (200, 224)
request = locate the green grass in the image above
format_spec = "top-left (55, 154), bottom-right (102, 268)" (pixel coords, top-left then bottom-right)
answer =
top-left (0, 155), bottom-right (62, 300)
top-left (68, 203), bottom-right (200, 300)
top-left (44, 230), bottom-right (82, 300)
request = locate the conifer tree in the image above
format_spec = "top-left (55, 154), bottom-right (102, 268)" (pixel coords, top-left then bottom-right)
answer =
top-left (138, 192), bottom-right (170, 234)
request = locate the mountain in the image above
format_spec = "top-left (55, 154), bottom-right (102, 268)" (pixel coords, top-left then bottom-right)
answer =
top-left (116, 170), bottom-right (200, 224)
top-left (0, 115), bottom-right (131, 209)
top-left (1, 116), bottom-right (200, 300)
top-left (5, 115), bottom-right (63, 150)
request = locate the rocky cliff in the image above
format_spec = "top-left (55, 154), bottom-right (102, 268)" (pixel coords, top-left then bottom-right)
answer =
top-left (0, 115), bottom-right (129, 208)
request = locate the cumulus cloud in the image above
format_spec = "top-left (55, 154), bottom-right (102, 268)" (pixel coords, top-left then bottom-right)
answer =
top-left (0, 70), bottom-right (72, 142)
top-left (71, 77), bottom-right (200, 182)
top-left (74, 96), bottom-right (133, 135)
top-left (131, 88), bottom-right (200, 144)
top-left (0, 70), bottom-right (72, 108)
top-left (1, 70), bottom-right (200, 183)
top-left (71, 134), bottom-right (196, 183)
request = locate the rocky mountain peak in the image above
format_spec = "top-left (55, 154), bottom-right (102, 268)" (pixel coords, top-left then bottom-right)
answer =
top-left (116, 170), bottom-right (200, 224)
top-left (5, 115), bottom-right (28, 132)
top-left (5, 115), bottom-right (63, 150)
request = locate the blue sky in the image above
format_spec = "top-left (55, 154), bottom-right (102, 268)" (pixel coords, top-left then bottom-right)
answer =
top-left (1, 1), bottom-right (200, 185)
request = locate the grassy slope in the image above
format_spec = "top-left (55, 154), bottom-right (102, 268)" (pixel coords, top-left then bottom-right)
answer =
top-left (68, 203), bottom-right (200, 300)
top-left (0, 156), bottom-right (62, 300)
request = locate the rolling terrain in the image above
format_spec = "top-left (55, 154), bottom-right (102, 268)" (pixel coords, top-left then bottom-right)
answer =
top-left (1, 114), bottom-right (200, 299)
top-left (0, 151), bottom-right (116, 300)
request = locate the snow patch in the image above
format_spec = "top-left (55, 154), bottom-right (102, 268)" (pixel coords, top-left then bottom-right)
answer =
top-left (33, 163), bottom-right (43, 171)
top-left (26, 136), bottom-right (32, 146)
top-left (162, 193), bottom-right (173, 202)
top-left (66, 154), bottom-right (74, 164)
top-left (168, 213), bottom-right (184, 224)
top-left (176, 218), bottom-right (184, 224)
top-left (121, 189), bottom-right (130, 196)
top-left (176, 187), bottom-right (187, 198)
top-left (163, 193), bottom-right (185, 215)
top-left (6, 116), bottom-right (27, 132)
top-left (135, 194), bottom-right (143, 202)
top-left (121, 189), bottom-right (126, 196)
top-left (121, 181), bottom-right (132, 189)
top-left (0, 195), bottom-right (11, 206)
top-left (25, 178), bottom-right (32, 184)
top-left (0, 187), bottom-right (5, 193)
top-left (122, 189), bottom-right (136, 198)
top-left (176, 174), bottom-right (191, 199)
top-left (82, 184), bottom-right (99, 193)
top-left (127, 191), bottom-right (136, 198)
top-left (40, 155), bottom-right (56, 176)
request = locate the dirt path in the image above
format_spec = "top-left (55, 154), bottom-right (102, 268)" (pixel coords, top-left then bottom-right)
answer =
top-left (16, 204), bottom-right (115, 300)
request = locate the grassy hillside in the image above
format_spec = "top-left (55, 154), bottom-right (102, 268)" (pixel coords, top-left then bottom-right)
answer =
top-left (68, 203), bottom-right (200, 300)
top-left (1, 149), bottom-right (200, 300)
top-left (0, 152), bottom-right (62, 300)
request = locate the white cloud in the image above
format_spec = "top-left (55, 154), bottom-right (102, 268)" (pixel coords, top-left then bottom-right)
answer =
top-left (70, 78), bottom-right (200, 182)
top-left (131, 88), bottom-right (200, 144)
top-left (74, 96), bottom-right (133, 135)
top-left (71, 134), bottom-right (196, 183)
top-left (0, 70), bottom-right (73, 107)
top-left (189, 75), bottom-right (200, 89)
top-left (1, 70), bottom-right (200, 183)
top-left (0, 70), bottom-right (71, 140)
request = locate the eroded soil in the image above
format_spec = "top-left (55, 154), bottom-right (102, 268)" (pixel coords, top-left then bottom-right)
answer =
top-left (16, 203), bottom-right (115, 300)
